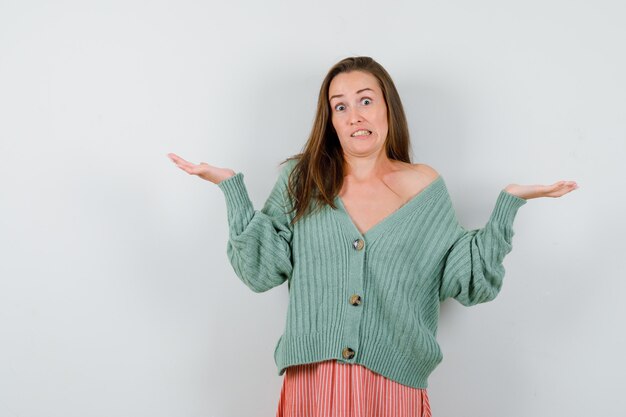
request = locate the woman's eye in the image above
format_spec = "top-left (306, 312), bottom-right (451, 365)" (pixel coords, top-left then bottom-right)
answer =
top-left (361, 98), bottom-right (372, 105)
top-left (334, 104), bottom-right (345, 111)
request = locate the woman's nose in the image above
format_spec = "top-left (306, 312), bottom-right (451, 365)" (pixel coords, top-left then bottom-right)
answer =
top-left (349, 107), bottom-right (363, 124)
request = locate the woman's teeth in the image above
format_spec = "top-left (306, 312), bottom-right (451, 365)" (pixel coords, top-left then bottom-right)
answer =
top-left (351, 130), bottom-right (371, 137)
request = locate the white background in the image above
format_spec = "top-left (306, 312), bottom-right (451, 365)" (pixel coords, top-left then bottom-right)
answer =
top-left (1, 1), bottom-right (624, 416)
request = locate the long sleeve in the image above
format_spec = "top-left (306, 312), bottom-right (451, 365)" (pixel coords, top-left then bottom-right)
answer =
top-left (439, 189), bottom-right (527, 306)
top-left (217, 165), bottom-right (293, 293)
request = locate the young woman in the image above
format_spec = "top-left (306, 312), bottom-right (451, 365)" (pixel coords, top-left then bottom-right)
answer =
top-left (168, 56), bottom-right (578, 417)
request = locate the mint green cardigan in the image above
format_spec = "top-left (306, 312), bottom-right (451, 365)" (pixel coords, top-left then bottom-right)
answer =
top-left (217, 158), bottom-right (527, 389)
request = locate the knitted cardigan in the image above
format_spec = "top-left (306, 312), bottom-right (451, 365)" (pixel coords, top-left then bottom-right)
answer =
top-left (217, 158), bottom-right (527, 389)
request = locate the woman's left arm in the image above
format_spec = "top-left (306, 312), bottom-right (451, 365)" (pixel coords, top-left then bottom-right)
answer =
top-left (439, 179), bottom-right (579, 306)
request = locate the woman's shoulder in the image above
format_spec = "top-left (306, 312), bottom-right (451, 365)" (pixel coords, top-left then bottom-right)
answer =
top-left (391, 161), bottom-right (440, 183)
top-left (387, 161), bottom-right (441, 199)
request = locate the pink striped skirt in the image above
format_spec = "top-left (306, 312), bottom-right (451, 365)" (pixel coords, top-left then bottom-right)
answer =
top-left (276, 359), bottom-right (432, 417)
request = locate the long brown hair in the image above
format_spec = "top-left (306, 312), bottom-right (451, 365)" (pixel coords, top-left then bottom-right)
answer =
top-left (280, 56), bottom-right (413, 226)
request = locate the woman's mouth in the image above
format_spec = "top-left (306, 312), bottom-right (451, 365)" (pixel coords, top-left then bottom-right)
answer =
top-left (351, 129), bottom-right (372, 138)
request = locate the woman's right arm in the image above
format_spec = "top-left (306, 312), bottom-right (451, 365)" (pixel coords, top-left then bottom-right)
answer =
top-left (216, 167), bottom-right (293, 293)
top-left (168, 153), bottom-right (294, 292)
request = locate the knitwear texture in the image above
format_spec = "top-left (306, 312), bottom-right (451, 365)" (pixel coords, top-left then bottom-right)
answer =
top-left (217, 159), bottom-right (527, 389)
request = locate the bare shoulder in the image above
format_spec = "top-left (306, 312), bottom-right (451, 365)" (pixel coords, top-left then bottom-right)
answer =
top-left (388, 161), bottom-right (440, 197)
top-left (410, 162), bottom-right (440, 181)
top-left (392, 161), bottom-right (439, 181)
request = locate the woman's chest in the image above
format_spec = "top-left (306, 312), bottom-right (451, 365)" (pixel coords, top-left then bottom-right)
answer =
top-left (339, 190), bottom-right (408, 236)
top-left (338, 178), bottom-right (435, 236)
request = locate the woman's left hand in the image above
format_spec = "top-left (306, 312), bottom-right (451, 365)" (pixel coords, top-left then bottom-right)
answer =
top-left (504, 181), bottom-right (579, 200)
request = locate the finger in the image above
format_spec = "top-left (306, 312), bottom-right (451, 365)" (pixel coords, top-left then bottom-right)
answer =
top-left (167, 153), bottom-right (184, 163)
top-left (176, 164), bottom-right (195, 175)
top-left (169, 157), bottom-right (197, 174)
top-left (168, 153), bottom-right (194, 167)
top-left (551, 181), bottom-right (578, 192)
top-left (552, 181), bottom-right (568, 189)
top-left (170, 155), bottom-right (198, 171)
top-left (548, 181), bottom-right (572, 191)
top-left (188, 165), bottom-right (205, 174)
top-left (547, 182), bottom-right (578, 197)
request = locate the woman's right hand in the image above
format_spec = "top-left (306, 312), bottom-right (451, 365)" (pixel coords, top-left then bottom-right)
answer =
top-left (167, 153), bottom-right (236, 184)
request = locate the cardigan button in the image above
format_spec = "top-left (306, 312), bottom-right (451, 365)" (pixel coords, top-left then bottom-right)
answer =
top-left (342, 347), bottom-right (355, 359)
top-left (352, 238), bottom-right (364, 251)
top-left (349, 294), bottom-right (362, 306)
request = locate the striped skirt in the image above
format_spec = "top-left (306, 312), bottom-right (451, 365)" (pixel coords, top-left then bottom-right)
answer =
top-left (276, 359), bottom-right (432, 417)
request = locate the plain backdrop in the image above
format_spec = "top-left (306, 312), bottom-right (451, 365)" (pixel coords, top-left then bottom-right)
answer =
top-left (1, 1), bottom-right (624, 416)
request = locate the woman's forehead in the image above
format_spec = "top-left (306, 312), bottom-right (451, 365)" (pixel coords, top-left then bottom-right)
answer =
top-left (329, 71), bottom-right (380, 99)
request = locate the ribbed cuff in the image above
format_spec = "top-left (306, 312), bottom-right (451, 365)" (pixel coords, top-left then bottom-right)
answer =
top-left (489, 189), bottom-right (527, 228)
top-left (216, 172), bottom-right (254, 215)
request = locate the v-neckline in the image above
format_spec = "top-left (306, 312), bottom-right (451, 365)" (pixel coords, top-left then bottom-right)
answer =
top-left (333, 175), bottom-right (444, 242)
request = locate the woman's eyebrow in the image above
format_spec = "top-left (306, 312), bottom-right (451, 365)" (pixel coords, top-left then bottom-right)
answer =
top-left (329, 88), bottom-right (375, 101)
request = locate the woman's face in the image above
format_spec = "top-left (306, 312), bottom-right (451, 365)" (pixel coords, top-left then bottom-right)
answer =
top-left (328, 70), bottom-right (388, 159)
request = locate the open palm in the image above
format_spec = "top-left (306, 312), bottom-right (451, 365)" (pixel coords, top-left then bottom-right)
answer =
top-left (505, 181), bottom-right (579, 200)
top-left (167, 153), bottom-right (235, 184)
